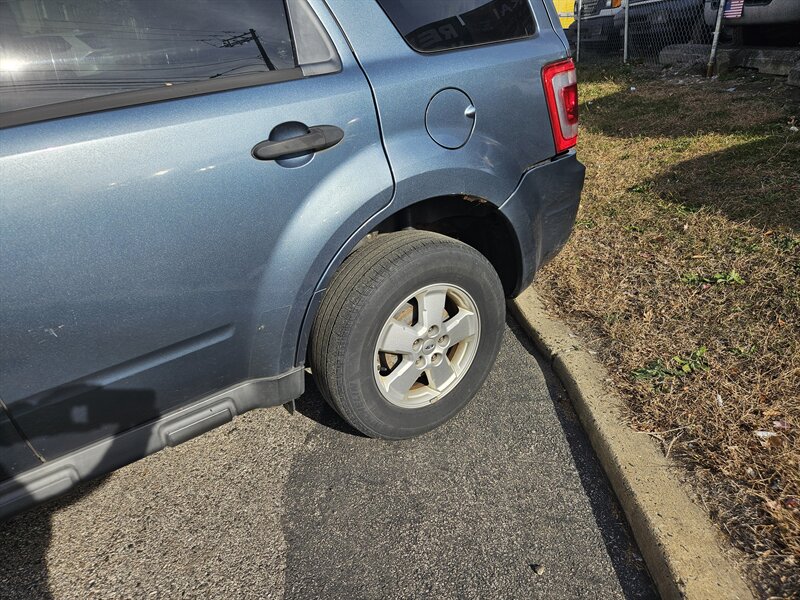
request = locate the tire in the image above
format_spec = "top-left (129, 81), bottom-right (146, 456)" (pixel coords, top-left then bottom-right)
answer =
top-left (309, 230), bottom-right (505, 439)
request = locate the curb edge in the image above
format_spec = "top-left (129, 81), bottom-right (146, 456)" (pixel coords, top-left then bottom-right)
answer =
top-left (510, 288), bottom-right (753, 600)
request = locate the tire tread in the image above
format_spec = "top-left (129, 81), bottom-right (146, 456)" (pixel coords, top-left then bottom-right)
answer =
top-left (309, 230), bottom-right (502, 437)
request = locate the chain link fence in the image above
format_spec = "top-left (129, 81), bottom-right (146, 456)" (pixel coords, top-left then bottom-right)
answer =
top-left (568, 0), bottom-right (718, 65)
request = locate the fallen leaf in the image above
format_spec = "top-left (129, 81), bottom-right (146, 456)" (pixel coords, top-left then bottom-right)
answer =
top-left (753, 430), bottom-right (778, 448)
top-left (766, 435), bottom-right (785, 450)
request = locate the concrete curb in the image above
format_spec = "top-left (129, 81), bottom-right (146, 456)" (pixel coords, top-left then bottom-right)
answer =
top-left (510, 288), bottom-right (753, 600)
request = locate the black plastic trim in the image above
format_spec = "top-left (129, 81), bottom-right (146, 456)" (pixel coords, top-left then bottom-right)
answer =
top-left (0, 368), bottom-right (305, 520)
top-left (252, 124), bottom-right (344, 160)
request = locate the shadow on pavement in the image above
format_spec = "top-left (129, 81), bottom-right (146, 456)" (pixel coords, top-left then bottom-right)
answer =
top-left (294, 372), bottom-right (365, 438)
top-left (282, 316), bottom-right (656, 599)
top-left (0, 476), bottom-right (108, 600)
top-left (1, 386), bottom-right (158, 599)
top-left (507, 319), bottom-right (656, 600)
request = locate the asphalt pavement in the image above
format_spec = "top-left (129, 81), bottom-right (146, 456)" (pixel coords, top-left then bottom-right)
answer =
top-left (0, 317), bottom-right (656, 599)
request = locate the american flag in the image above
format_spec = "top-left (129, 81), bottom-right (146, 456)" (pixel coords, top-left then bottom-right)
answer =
top-left (723, 0), bottom-right (745, 19)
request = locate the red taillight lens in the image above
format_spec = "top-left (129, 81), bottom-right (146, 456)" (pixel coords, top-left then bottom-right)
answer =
top-left (562, 83), bottom-right (579, 123)
top-left (542, 59), bottom-right (579, 154)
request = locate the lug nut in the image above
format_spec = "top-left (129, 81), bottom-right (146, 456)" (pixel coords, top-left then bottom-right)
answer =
top-left (428, 325), bottom-right (440, 337)
top-left (412, 338), bottom-right (423, 352)
top-left (437, 335), bottom-right (449, 347)
top-left (415, 356), bottom-right (425, 369)
top-left (431, 353), bottom-right (442, 365)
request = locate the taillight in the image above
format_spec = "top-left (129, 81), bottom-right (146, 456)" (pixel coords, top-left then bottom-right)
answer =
top-left (542, 59), bottom-right (579, 154)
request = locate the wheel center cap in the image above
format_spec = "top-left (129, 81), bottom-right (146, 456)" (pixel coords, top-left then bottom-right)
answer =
top-left (422, 340), bottom-right (436, 354)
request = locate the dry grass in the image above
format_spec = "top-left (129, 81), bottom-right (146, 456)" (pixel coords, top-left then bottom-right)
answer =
top-left (535, 64), bottom-right (799, 598)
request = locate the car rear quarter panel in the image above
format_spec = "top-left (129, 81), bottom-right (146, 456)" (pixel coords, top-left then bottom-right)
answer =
top-left (290, 0), bottom-right (574, 363)
top-left (325, 0), bottom-right (569, 209)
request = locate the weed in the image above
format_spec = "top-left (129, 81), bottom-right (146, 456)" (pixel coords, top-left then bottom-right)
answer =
top-left (772, 235), bottom-right (800, 252)
top-left (629, 182), bottom-right (652, 194)
top-left (672, 346), bottom-right (709, 375)
top-left (730, 345), bottom-right (757, 358)
top-left (632, 360), bottom-right (673, 381)
top-left (681, 270), bottom-right (745, 286)
top-left (633, 347), bottom-right (709, 382)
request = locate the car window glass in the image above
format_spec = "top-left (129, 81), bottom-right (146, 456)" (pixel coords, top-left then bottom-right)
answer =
top-left (375, 0), bottom-right (536, 53)
top-left (0, 0), bottom-right (297, 113)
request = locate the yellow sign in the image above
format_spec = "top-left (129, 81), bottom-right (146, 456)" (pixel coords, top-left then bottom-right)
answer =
top-left (553, 0), bottom-right (575, 28)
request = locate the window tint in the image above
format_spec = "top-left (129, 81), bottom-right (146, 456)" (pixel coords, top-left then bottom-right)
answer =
top-left (375, 0), bottom-right (536, 53)
top-left (0, 0), bottom-right (299, 114)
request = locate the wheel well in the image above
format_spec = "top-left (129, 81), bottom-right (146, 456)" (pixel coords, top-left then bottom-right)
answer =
top-left (371, 196), bottom-right (520, 296)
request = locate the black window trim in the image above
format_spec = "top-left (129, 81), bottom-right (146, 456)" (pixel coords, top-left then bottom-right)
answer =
top-left (403, 28), bottom-right (539, 56)
top-left (0, 68), bottom-right (310, 130)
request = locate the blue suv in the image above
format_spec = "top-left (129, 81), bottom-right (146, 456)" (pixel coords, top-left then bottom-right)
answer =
top-left (0, 0), bottom-right (584, 518)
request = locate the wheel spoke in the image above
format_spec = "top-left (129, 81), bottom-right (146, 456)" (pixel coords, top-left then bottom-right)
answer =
top-left (443, 309), bottom-right (478, 345)
top-left (382, 360), bottom-right (421, 403)
top-left (426, 356), bottom-right (457, 391)
top-left (373, 282), bottom-right (481, 408)
top-left (378, 319), bottom-right (419, 355)
top-left (417, 288), bottom-right (447, 329)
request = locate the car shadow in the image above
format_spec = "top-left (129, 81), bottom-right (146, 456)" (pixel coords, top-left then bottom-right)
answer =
top-left (507, 318), bottom-right (657, 599)
top-left (648, 136), bottom-right (800, 233)
top-left (293, 372), bottom-right (366, 438)
top-left (1, 386), bottom-right (159, 599)
top-left (0, 475), bottom-right (109, 600)
top-left (579, 83), bottom-right (800, 233)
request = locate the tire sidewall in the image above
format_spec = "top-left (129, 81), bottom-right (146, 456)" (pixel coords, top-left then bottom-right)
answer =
top-left (337, 245), bottom-right (505, 439)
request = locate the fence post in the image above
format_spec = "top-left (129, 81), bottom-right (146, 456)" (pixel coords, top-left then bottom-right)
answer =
top-left (707, 0), bottom-right (726, 77)
top-left (623, 0), bottom-right (630, 63)
top-left (576, 0), bottom-right (582, 63)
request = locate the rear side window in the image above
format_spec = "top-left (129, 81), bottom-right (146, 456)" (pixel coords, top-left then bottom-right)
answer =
top-left (0, 0), bottom-right (339, 120)
top-left (375, 0), bottom-right (536, 53)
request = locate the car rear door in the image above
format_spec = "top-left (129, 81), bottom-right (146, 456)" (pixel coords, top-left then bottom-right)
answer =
top-left (0, 0), bottom-right (393, 464)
